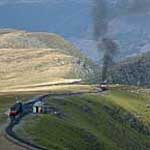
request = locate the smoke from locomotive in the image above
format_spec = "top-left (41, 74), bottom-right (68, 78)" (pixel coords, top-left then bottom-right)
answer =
top-left (92, 0), bottom-right (118, 82)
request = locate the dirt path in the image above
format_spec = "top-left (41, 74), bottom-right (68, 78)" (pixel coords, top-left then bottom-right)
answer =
top-left (0, 122), bottom-right (26, 150)
top-left (5, 95), bottom-right (48, 150)
top-left (0, 133), bottom-right (26, 150)
top-left (2, 90), bottom-right (102, 150)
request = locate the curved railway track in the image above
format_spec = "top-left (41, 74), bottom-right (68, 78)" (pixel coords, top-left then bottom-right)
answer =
top-left (4, 90), bottom-right (102, 150)
top-left (5, 95), bottom-right (49, 150)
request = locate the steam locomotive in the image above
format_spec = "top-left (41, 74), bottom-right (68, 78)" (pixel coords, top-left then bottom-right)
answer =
top-left (100, 82), bottom-right (109, 91)
top-left (9, 102), bottom-right (23, 121)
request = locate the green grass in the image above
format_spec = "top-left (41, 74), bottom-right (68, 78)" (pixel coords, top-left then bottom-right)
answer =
top-left (20, 89), bottom-right (150, 150)
top-left (0, 94), bottom-right (35, 125)
top-left (0, 95), bottom-right (19, 124)
top-left (24, 116), bottom-right (101, 150)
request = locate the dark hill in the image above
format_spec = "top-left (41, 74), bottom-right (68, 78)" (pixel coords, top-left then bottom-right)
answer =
top-left (109, 52), bottom-right (150, 86)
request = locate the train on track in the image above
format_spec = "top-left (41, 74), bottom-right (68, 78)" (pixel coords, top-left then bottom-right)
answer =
top-left (9, 102), bottom-right (23, 121)
top-left (100, 82), bottom-right (109, 91)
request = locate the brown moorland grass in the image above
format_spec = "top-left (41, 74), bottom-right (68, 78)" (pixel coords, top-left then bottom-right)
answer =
top-left (0, 48), bottom-right (83, 90)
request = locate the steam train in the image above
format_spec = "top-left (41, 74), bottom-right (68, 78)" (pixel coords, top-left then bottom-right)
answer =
top-left (9, 102), bottom-right (23, 121)
top-left (100, 82), bottom-right (109, 91)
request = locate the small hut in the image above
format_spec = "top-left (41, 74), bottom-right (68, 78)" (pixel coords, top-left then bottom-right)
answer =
top-left (33, 101), bottom-right (44, 113)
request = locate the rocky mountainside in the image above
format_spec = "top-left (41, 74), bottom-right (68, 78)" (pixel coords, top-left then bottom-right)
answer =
top-left (108, 52), bottom-right (150, 86)
top-left (0, 29), bottom-right (98, 90)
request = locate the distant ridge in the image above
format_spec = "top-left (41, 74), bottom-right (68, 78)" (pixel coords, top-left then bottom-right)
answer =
top-left (109, 52), bottom-right (150, 86)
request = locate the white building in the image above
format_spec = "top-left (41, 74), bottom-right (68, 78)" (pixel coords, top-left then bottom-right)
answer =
top-left (33, 101), bottom-right (44, 113)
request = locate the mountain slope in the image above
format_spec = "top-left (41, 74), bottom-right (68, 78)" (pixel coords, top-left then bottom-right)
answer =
top-left (108, 52), bottom-right (150, 86)
top-left (17, 87), bottom-right (150, 150)
top-left (0, 29), bottom-right (83, 56)
top-left (0, 30), bottom-right (98, 90)
top-left (0, 29), bottom-right (98, 67)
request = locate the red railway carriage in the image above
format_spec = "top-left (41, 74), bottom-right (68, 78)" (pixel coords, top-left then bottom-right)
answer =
top-left (9, 102), bottom-right (23, 120)
top-left (9, 110), bottom-right (19, 116)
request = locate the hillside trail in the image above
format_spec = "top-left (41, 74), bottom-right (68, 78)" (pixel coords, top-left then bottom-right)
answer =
top-left (0, 88), bottom-right (102, 150)
top-left (0, 134), bottom-right (26, 150)
top-left (0, 122), bottom-right (26, 150)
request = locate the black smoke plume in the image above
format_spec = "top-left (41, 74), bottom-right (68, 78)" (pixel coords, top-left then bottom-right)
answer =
top-left (128, 0), bottom-right (150, 14)
top-left (101, 38), bottom-right (118, 81)
top-left (92, 0), bottom-right (107, 40)
top-left (92, 0), bottom-right (118, 82)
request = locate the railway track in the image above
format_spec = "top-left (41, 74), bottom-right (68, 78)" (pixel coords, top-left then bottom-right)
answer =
top-left (5, 95), bottom-right (49, 150)
top-left (4, 91), bottom-right (103, 150)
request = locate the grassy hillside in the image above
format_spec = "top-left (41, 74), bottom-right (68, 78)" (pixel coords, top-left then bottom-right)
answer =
top-left (0, 48), bottom-right (96, 90)
top-left (108, 52), bottom-right (150, 86)
top-left (0, 29), bottom-right (99, 91)
top-left (0, 30), bottom-right (98, 69)
top-left (17, 87), bottom-right (150, 150)
top-left (0, 93), bottom-right (35, 126)
top-left (0, 30), bottom-right (82, 56)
